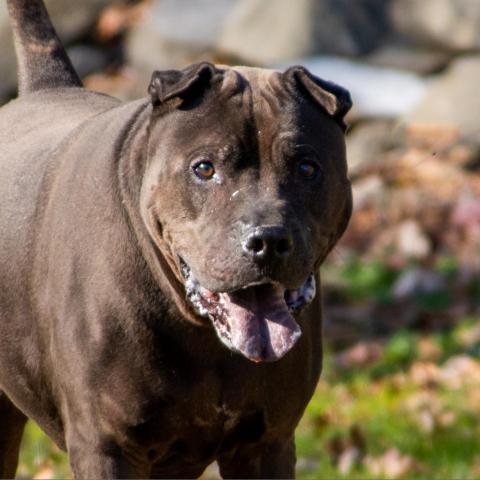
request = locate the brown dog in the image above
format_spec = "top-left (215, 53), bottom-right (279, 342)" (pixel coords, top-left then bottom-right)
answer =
top-left (0, 0), bottom-right (352, 478)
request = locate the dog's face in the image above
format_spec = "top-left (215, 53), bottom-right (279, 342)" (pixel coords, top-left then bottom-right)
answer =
top-left (140, 63), bottom-right (352, 363)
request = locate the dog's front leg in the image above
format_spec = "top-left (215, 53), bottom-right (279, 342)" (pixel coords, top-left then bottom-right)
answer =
top-left (67, 439), bottom-right (148, 479)
top-left (218, 436), bottom-right (296, 479)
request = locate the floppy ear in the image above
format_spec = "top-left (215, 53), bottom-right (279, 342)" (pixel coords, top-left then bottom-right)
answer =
top-left (148, 62), bottom-right (218, 107)
top-left (284, 66), bottom-right (352, 131)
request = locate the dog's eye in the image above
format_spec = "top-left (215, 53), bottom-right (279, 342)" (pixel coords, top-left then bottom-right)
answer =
top-left (298, 160), bottom-right (319, 180)
top-left (193, 160), bottom-right (215, 180)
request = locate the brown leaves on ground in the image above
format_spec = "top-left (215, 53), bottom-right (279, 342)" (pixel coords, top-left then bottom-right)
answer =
top-left (335, 341), bottom-right (385, 370)
top-left (364, 447), bottom-right (421, 479)
top-left (327, 425), bottom-right (367, 475)
top-left (343, 123), bottom-right (480, 267)
top-left (323, 121), bottom-right (480, 349)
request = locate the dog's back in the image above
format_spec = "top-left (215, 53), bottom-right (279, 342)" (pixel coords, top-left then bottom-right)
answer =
top-left (0, 0), bottom-right (121, 292)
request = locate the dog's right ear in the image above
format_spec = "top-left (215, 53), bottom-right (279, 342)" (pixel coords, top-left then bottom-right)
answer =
top-left (148, 62), bottom-right (219, 107)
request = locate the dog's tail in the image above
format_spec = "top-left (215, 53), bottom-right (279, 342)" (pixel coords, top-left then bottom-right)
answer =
top-left (7, 0), bottom-right (82, 95)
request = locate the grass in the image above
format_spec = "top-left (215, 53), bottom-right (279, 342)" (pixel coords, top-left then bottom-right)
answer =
top-left (17, 423), bottom-right (69, 479)
top-left (295, 320), bottom-right (480, 479)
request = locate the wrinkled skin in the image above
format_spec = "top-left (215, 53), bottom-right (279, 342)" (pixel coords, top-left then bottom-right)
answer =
top-left (0, 11), bottom-right (352, 475)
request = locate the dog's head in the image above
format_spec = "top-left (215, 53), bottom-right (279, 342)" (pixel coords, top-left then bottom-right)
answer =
top-left (140, 62), bottom-right (352, 363)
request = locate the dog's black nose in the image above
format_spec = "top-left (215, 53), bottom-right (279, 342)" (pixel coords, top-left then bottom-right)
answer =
top-left (243, 226), bottom-right (293, 262)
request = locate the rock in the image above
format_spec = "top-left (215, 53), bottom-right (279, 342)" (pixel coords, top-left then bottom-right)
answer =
top-left (285, 56), bottom-right (428, 120)
top-left (126, 0), bottom-right (390, 72)
top-left (217, 0), bottom-right (390, 65)
top-left (404, 56), bottom-right (480, 139)
top-left (126, 0), bottom-right (238, 77)
top-left (67, 45), bottom-right (111, 79)
top-left (390, 0), bottom-right (480, 52)
top-left (0, 0), bottom-right (110, 100)
top-left (366, 43), bottom-right (451, 75)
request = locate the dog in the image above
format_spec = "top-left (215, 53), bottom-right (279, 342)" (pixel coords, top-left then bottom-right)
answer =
top-left (0, 0), bottom-right (352, 478)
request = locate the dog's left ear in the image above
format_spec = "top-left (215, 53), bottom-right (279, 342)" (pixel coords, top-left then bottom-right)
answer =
top-left (148, 62), bottom-right (219, 107)
top-left (284, 66), bottom-right (352, 131)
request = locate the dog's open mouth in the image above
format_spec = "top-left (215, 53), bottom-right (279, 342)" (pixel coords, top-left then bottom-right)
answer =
top-left (180, 259), bottom-right (316, 363)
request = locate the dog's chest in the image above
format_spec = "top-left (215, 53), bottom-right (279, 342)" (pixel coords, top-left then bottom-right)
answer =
top-left (102, 361), bottom-right (295, 469)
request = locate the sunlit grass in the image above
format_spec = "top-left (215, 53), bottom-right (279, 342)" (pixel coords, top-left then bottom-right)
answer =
top-left (296, 320), bottom-right (480, 479)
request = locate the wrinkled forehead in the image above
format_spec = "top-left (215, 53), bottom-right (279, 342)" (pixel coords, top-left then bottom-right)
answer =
top-left (215, 65), bottom-right (297, 136)
top-left (155, 65), bottom-right (336, 154)
top-left (220, 65), bottom-right (283, 95)
top-left (222, 65), bottom-right (286, 104)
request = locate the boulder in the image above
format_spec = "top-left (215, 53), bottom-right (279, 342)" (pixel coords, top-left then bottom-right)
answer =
top-left (126, 0), bottom-right (239, 76)
top-left (404, 56), bottom-right (480, 140)
top-left (126, 0), bottom-right (391, 80)
top-left (390, 0), bottom-right (480, 52)
top-left (366, 44), bottom-right (451, 75)
top-left (217, 0), bottom-right (390, 65)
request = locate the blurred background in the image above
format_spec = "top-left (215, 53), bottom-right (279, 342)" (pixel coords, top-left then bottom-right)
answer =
top-left (2, 0), bottom-right (479, 478)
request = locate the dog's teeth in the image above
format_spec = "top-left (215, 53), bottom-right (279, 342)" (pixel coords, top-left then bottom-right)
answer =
top-left (285, 274), bottom-right (316, 312)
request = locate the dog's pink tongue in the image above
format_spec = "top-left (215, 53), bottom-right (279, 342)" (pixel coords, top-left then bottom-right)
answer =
top-left (221, 284), bottom-right (301, 362)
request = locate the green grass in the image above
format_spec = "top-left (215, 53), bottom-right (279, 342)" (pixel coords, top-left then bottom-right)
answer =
top-left (296, 380), bottom-right (480, 479)
top-left (295, 320), bottom-right (480, 479)
top-left (17, 423), bottom-right (69, 479)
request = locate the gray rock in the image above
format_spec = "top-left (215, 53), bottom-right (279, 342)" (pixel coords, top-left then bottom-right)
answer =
top-left (67, 45), bottom-right (111, 79)
top-left (144, 0), bottom-right (236, 50)
top-left (404, 55), bottom-right (480, 139)
top-left (126, 0), bottom-right (391, 77)
top-left (366, 44), bottom-right (451, 75)
top-left (390, 0), bottom-right (480, 52)
top-left (126, 0), bottom-right (239, 75)
top-left (217, 0), bottom-right (390, 65)
top-left (0, 0), bottom-right (110, 100)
